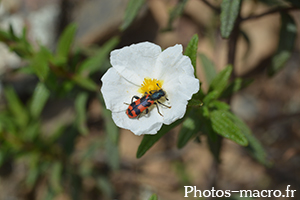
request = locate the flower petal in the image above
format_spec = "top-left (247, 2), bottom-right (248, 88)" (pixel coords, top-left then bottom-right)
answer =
top-left (153, 44), bottom-right (194, 79)
top-left (162, 74), bottom-right (199, 125)
top-left (110, 42), bottom-right (162, 85)
top-left (101, 67), bottom-right (140, 112)
top-left (112, 108), bottom-right (164, 135)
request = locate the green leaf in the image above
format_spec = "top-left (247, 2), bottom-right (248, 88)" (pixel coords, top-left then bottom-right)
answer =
top-left (56, 23), bottom-right (77, 60)
top-left (4, 87), bottom-right (28, 127)
top-left (29, 83), bottom-right (50, 118)
top-left (26, 167), bottom-right (39, 189)
top-left (208, 65), bottom-right (232, 97)
top-left (240, 30), bottom-right (251, 59)
top-left (188, 99), bottom-right (203, 107)
top-left (166, 0), bottom-right (189, 30)
top-left (0, 114), bottom-right (17, 135)
top-left (58, 126), bottom-right (79, 155)
top-left (196, 109), bottom-right (220, 159)
top-left (225, 112), bottom-right (270, 166)
top-left (23, 122), bottom-right (40, 141)
top-left (268, 13), bottom-right (296, 76)
top-left (269, 51), bottom-right (291, 76)
top-left (16, 66), bottom-right (35, 74)
top-left (75, 93), bottom-right (89, 135)
top-left (96, 176), bottom-right (114, 198)
top-left (208, 100), bottom-right (230, 111)
top-left (20, 28), bottom-right (33, 55)
top-left (177, 114), bottom-right (199, 149)
top-left (49, 162), bottom-right (63, 193)
top-left (78, 37), bottom-right (119, 75)
top-left (25, 153), bottom-right (40, 189)
top-left (137, 118), bottom-right (184, 158)
top-left (148, 194), bottom-right (158, 200)
top-left (30, 46), bottom-right (51, 81)
top-left (277, 13), bottom-right (297, 53)
top-left (99, 95), bottom-right (119, 145)
top-left (210, 110), bottom-right (248, 146)
top-left (21, 27), bottom-right (27, 42)
top-left (203, 90), bottom-right (219, 105)
top-left (105, 132), bottom-right (120, 171)
top-left (9, 24), bottom-right (17, 40)
top-left (10, 42), bottom-right (33, 58)
top-left (199, 53), bottom-right (217, 85)
top-left (220, 0), bottom-right (241, 38)
top-left (99, 94), bottom-right (120, 170)
top-left (44, 188), bottom-right (56, 200)
top-left (202, 105), bottom-right (210, 118)
top-left (207, 134), bottom-right (222, 162)
top-left (56, 81), bottom-right (75, 97)
top-left (220, 78), bottom-right (253, 98)
top-left (69, 173), bottom-right (82, 200)
top-left (121, 0), bottom-right (146, 30)
top-left (72, 75), bottom-right (98, 91)
top-left (103, 110), bottom-right (119, 145)
top-left (0, 152), bottom-right (4, 166)
top-left (184, 34), bottom-right (199, 73)
top-left (173, 161), bottom-right (191, 185)
top-left (0, 29), bottom-right (11, 41)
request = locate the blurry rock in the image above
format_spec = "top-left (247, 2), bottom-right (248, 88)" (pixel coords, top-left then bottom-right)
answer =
top-left (0, 0), bottom-right (21, 14)
top-left (0, 14), bottom-right (24, 75)
top-left (21, 0), bottom-right (60, 11)
top-left (148, 0), bottom-right (169, 29)
top-left (0, 0), bottom-right (59, 75)
top-left (0, 44), bottom-right (22, 75)
top-left (27, 4), bottom-right (59, 48)
top-left (73, 0), bottom-right (129, 46)
top-left (184, 0), bottom-right (215, 27)
top-left (231, 93), bottom-right (259, 121)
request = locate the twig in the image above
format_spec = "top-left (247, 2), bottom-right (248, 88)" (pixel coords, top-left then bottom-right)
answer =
top-left (242, 6), bottom-right (299, 21)
top-left (240, 55), bottom-right (272, 79)
top-left (201, 0), bottom-right (220, 13)
top-left (227, 19), bottom-right (241, 80)
top-left (227, 0), bottom-right (243, 80)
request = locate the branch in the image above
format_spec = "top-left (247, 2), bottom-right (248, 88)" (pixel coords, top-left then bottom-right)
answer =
top-left (239, 55), bottom-right (272, 79)
top-left (201, 0), bottom-right (220, 13)
top-left (242, 6), bottom-right (299, 21)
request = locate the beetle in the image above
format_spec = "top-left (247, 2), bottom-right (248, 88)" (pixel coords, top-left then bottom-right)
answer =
top-left (125, 84), bottom-right (171, 119)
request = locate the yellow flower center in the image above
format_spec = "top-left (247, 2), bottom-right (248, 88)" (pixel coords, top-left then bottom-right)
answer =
top-left (138, 78), bottom-right (164, 94)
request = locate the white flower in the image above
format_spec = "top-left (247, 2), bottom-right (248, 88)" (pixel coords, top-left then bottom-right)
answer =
top-left (101, 42), bottom-right (199, 135)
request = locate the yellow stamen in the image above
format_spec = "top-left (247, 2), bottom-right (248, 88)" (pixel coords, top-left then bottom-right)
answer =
top-left (138, 78), bottom-right (164, 94)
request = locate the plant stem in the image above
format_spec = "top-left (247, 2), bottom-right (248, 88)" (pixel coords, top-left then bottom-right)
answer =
top-left (242, 6), bottom-right (299, 21)
top-left (207, 2), bottom-right (243, 196)
top-left (227, 20), bottom-right (240, 80)
top-left (201, 0), bottom-right (220, 13)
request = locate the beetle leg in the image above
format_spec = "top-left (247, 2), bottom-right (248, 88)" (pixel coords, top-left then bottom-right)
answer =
top-left (157, 101), bottom-right (171, 108)
top-left (131, 96), bottom-right (140, 103)
top-left (154, 102), bottom-right (163, 116)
